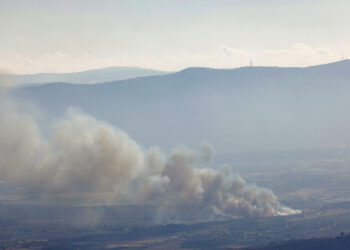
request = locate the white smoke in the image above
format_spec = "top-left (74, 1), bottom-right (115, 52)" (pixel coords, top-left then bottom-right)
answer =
top-left (199, 141), bottom-right (215, 162)
top-left (0, 93), bottom-right (300, 218)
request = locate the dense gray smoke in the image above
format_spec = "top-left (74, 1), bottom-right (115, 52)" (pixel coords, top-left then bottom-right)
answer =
top-left (0, 93), bottom-right (300, 218)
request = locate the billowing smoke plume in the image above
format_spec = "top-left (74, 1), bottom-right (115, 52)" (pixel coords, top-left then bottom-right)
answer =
top-left (0, 93), bottom-right (300, 218)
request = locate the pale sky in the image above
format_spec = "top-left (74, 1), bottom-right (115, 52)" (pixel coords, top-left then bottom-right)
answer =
top-left (1, 0), bottom-right (349, 74)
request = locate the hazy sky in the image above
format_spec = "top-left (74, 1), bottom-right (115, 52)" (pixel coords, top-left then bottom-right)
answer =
top-left (1, 0), bottom-right (349, 74)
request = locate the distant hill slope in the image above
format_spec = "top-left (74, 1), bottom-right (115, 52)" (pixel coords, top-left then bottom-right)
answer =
top-left (13, 60), bottom-right (350, 152)
top-left (2, 66), bottom-right (168, 85)
top-left (249, 232), bottom-right (350, 250)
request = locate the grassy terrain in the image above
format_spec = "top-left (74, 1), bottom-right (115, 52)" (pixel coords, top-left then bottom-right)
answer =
top-left (1, 203), bottom-right (350, 249)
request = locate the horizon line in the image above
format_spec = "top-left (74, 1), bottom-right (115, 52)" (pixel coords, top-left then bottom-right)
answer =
top-left (2, 58), bottom-right (349, 76)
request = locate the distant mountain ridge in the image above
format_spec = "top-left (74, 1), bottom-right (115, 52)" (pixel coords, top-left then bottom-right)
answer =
top-left (2, 66), bottom-right (169, 85)
top-left (13, 60), bottom-right (350, 153)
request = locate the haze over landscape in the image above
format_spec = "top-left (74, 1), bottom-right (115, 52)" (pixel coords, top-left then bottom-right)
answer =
top-left (1, 0), bottom-right (350, 249)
